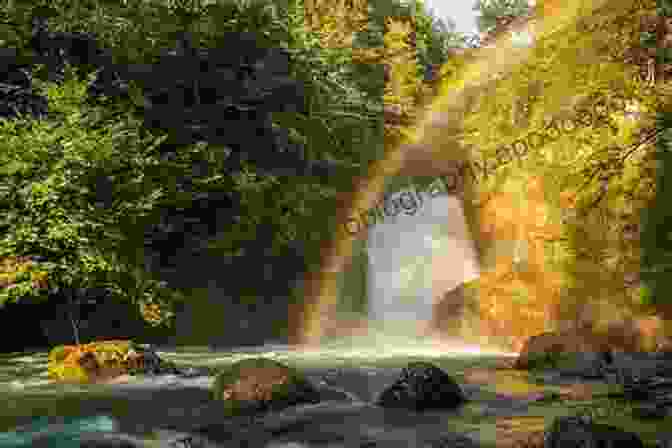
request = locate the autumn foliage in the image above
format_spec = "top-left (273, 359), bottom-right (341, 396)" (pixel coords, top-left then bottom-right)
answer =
top-left (0, 256), bottom-right (49, 294)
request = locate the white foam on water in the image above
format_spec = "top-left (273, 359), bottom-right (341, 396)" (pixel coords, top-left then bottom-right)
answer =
top-left (100, 374), bottom-right (213, 390)
top-left (265, 443), bottom-right (311, 448)
top-left (228, 335), bottom-right (518, 363)
top-left (8, 379), bottom-right (54, 389)
top-left (11, 356), bottom-right (44, 363)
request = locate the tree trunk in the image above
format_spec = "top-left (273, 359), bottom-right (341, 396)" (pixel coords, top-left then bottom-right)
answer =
top-left (66, 287), bottom-right (81, 346)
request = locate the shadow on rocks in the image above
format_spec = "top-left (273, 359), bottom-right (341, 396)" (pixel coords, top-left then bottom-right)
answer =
top-left (376, 361), bottom-right (467, 411)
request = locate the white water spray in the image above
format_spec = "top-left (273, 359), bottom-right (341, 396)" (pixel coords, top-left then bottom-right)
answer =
top-left (354, 191), bottom-right (500, 355)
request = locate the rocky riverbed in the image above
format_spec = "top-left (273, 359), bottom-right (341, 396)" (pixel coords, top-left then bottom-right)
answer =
top-left (2, 339), bottom-right (672, 447)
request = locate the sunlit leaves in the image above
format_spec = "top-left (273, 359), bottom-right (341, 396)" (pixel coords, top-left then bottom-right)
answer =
top-left (304, 0), bottom-right (368, 50)
top-left (0, 60), bottom-right (179, 327)
top-left (438, 0), bottom-right (665, 335)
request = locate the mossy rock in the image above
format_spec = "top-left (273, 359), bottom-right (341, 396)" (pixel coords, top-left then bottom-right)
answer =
top-left (48, 345), bottom-right (78, 363)
top-left (47, 347), bottom-right (92, 383)
top-left (47, 340), bottom-right (144, 383)
top-left (211, 357), bottom-right (321, 417)
top-left (525, 351), bottom-right (574, 371)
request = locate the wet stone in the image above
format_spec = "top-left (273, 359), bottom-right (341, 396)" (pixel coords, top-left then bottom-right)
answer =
top-left (376, 362), bottom-right (467, 411)
top-left (544, 415), bottom-right (645, 448)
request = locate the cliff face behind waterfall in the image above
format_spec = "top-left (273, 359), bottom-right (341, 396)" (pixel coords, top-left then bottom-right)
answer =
top-left (412, 0), bottom-right (662, 353)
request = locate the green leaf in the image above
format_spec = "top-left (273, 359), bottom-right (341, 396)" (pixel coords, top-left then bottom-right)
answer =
top-left (271, 111), bottom-right (340, 158)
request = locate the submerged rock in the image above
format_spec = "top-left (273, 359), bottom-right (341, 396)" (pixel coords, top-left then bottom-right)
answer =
top-left (514, 331), bottom-right (609, 371)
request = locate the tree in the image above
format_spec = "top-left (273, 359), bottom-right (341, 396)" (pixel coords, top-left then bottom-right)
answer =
top-left (0, 65), bottom-right (179, 341)
top-left (473, 0), bottom-right (532, 36)
top-left (639, 110), bottom-right (672, 318)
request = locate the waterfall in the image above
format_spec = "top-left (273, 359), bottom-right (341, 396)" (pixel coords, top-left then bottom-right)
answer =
top-left (365, 187), bottom-right (481, 343)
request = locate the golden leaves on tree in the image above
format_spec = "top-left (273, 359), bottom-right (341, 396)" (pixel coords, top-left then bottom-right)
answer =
top-left (139, 301), bottom-right (171, 326)
top-left (304, 0), bottom-right (368, 49)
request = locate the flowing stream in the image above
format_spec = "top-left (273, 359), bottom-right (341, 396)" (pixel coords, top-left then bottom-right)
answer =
top-left (1, 341), bottom-right (668, 447)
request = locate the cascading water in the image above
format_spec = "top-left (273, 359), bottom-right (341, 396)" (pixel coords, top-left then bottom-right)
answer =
top-left (367, 222), bottom-right (435, 339)
top-left (298, 179), bottom-right (518, 358)
top-left (321, 178), bottom-right (520, 358)
top-left (363, 187), bottom-right (481, 349)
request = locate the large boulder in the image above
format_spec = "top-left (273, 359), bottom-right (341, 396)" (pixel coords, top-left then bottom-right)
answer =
top-left (211, 357), bottom-right (321, 417)
top-left (376, 362), bottom-right (466, 411)
top-left (514, 331), bottom-right (611, 374)
top-left (555, 351), bottom-right (611, 379)
top-left (544, 415), bottom-right (645, 448)
top-left (47, 340), bottom-right (179, 383)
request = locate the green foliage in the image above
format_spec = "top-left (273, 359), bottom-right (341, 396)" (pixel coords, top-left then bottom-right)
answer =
top-left (335, 233), bottom-right (369, 317)
top-left (380, 0), bottom-right (464, 80)
top-left (659, 0), bottom-right (672, 16)
top-left (472, 0), bottom-right (532, 35)
top-left (280, 0), bottom-right (383, 165)
top-left (0, 65), bottom-right (178, 325)
top-left (414, 2), bottom-right (461, 67)
top-left (441, 0), bottom-right (662, 325)
top-left (252, 0), bottom-right (386, 267)
top-left (639, 110), bottom-right (672, 308)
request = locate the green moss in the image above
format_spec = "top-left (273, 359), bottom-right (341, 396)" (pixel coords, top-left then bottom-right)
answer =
top-left (211, 357), bottom-right (317, 415)
top-left (335, 234), bottom-right (369, 318)
top-left (526, 351), bottom-right (574, 371)
top-left (48, 360), bottom-right (89, 383)
top-left (47, 340), bottom-right (143, 382)
top-left (47, 345), bottom-right (71, 363)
